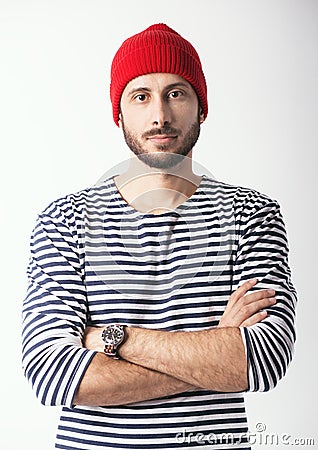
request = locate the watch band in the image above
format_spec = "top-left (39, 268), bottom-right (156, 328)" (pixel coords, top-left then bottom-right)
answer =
top-left (101, 324), bottom-right (126, 359)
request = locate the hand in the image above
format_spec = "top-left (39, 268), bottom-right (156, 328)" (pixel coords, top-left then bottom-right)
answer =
top-left (83, 326), bottom-right (104, 352)
top-left (218, 278), bottom-right (276, 328)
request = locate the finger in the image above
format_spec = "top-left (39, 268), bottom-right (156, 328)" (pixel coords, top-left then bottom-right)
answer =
top-left (241, 310), bottom-right (268, 327)
top-left (229, 278), bottom-right (258, 305)
top-left (241, 288), bottom-right (276, 306)
top-left (227, 289), bottom-right (275, 320)
top-left (235, 297), bottom-right (276, 325)
top-left (219, 296), bottom-right (276, 328)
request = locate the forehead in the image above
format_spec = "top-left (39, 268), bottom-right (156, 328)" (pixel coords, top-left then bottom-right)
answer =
top-left (122, 73), bottom-right (194, 95)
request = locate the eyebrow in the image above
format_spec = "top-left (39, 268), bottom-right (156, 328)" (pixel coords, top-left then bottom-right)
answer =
top-left (126, 82), bottom-right (191, 97)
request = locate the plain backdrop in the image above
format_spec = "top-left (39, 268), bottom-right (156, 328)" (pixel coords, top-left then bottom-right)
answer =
top-left (1, 0), bottom-right (317, 449)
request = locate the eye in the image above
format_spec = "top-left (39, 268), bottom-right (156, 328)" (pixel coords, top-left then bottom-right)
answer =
top-left (133, 94), bottom-right (147, 102)
top-left (168, 90), bottom-right (183, 99)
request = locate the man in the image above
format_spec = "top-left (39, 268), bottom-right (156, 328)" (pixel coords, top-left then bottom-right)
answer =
top-left (22, 24), bottom-right (297, 449)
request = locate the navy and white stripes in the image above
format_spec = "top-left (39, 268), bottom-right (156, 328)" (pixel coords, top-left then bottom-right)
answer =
top-left (22, 175), bottom-right (297, 449)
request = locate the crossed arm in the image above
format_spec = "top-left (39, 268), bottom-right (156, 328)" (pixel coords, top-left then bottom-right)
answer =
top-left (74, 279), bottom-right (276, 406)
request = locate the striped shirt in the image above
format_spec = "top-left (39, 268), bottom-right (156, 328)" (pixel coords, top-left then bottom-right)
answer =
top-left (22, 175), bottom-right (297, 449)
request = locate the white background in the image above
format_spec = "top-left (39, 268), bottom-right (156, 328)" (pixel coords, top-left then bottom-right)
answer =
top-left (1, 0), bottom-right (317, 449)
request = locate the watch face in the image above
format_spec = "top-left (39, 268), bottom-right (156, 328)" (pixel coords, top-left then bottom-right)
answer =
top-left (102, 325), bottom-right (124, 345)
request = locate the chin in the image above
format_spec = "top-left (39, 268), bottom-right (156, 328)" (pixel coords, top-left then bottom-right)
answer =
top-left (136, 152), bottom-right (188, 169)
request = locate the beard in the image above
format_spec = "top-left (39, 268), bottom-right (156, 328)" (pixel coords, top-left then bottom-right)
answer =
top-left (121, 118), bottom-right (201, 169)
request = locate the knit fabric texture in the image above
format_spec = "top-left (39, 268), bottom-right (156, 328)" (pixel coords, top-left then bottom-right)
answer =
top-left (110, 23), bottom-right (208, 126)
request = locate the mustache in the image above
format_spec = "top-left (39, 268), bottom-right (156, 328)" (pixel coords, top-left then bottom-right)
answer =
top-left (142, 126), bottom-right (179, 138)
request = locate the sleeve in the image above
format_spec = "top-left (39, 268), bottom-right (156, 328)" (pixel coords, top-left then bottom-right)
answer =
top-left (233, 198), bottom-right (297, 392)
top-left (22, 200), bottom-right (96, 407)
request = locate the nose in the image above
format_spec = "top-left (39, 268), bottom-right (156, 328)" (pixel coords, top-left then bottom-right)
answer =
top-left (151, 97), bottom-right (171, 127)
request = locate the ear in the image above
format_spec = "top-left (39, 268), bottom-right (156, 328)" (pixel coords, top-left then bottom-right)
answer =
top-left (118, 113), bottom-right (123, 128)
top-left (199, 107), bottom-right (205, 124)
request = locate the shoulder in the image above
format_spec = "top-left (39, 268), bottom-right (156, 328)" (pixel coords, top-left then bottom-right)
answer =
top-left (201, 176), bottom-right (279, 213)
top-left (39, 177), bottom-right (116, 220)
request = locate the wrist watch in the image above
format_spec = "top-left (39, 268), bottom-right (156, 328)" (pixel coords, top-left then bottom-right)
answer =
top-left (101, 324), bottom-right (126, 359)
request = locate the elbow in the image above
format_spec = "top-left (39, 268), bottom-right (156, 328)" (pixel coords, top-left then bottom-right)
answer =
top-left (250, 366), bottom-right (287, 393)
top-left (22, 348), bottom-right (76, 408)
top-left (23, 364), bottom-right (61, 407)
top-left (247, 338), bottom-right (295, 393)
top-left (263, 347), bottom-right (295, 392)
top-left (244, 321), bottom-right (296, 393)
top-left (22, 344), bottom-right (95, 407)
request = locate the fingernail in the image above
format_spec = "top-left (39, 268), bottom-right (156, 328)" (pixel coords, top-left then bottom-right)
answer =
top-left (268, 289), bottom-right (275, 295)
top-left (249, 278), bottom-right (258, 284)
top-left (269, 297), bottom-right (276, 303)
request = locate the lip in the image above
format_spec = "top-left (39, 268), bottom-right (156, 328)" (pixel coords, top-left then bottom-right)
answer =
top-left (147, 135), bottom-right (177, 144)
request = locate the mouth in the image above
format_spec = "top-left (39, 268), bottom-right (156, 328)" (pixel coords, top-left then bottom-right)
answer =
top-left (147, 135), bottom-right (177, 145)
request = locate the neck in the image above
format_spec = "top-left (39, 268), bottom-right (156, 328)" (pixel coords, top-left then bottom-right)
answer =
top-left (114, 153), bottom-right (202, 214)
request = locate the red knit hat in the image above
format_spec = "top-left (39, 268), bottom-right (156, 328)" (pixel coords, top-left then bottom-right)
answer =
top-left (110, 23), bottom-right (208, 126)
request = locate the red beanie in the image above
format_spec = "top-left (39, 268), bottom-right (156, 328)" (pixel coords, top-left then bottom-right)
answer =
top-left (110, 23), bottom-right (208, 126)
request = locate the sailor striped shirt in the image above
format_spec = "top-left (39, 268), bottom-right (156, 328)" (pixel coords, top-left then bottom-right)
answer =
top-left (22, 175), bottom-right (297, 449)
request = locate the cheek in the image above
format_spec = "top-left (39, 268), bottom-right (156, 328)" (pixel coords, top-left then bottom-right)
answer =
top-left (124, 121), bottom-right (143, 138)
top-left (175, 101), bottom-right (199, 122)
top-left (121, 117), bottom-right (144, 140)
top-left (120, 107), bottom-right (146, 132)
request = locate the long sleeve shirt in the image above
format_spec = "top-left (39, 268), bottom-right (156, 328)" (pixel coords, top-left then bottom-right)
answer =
top-left (22, 176), bottom-right (297, 450)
